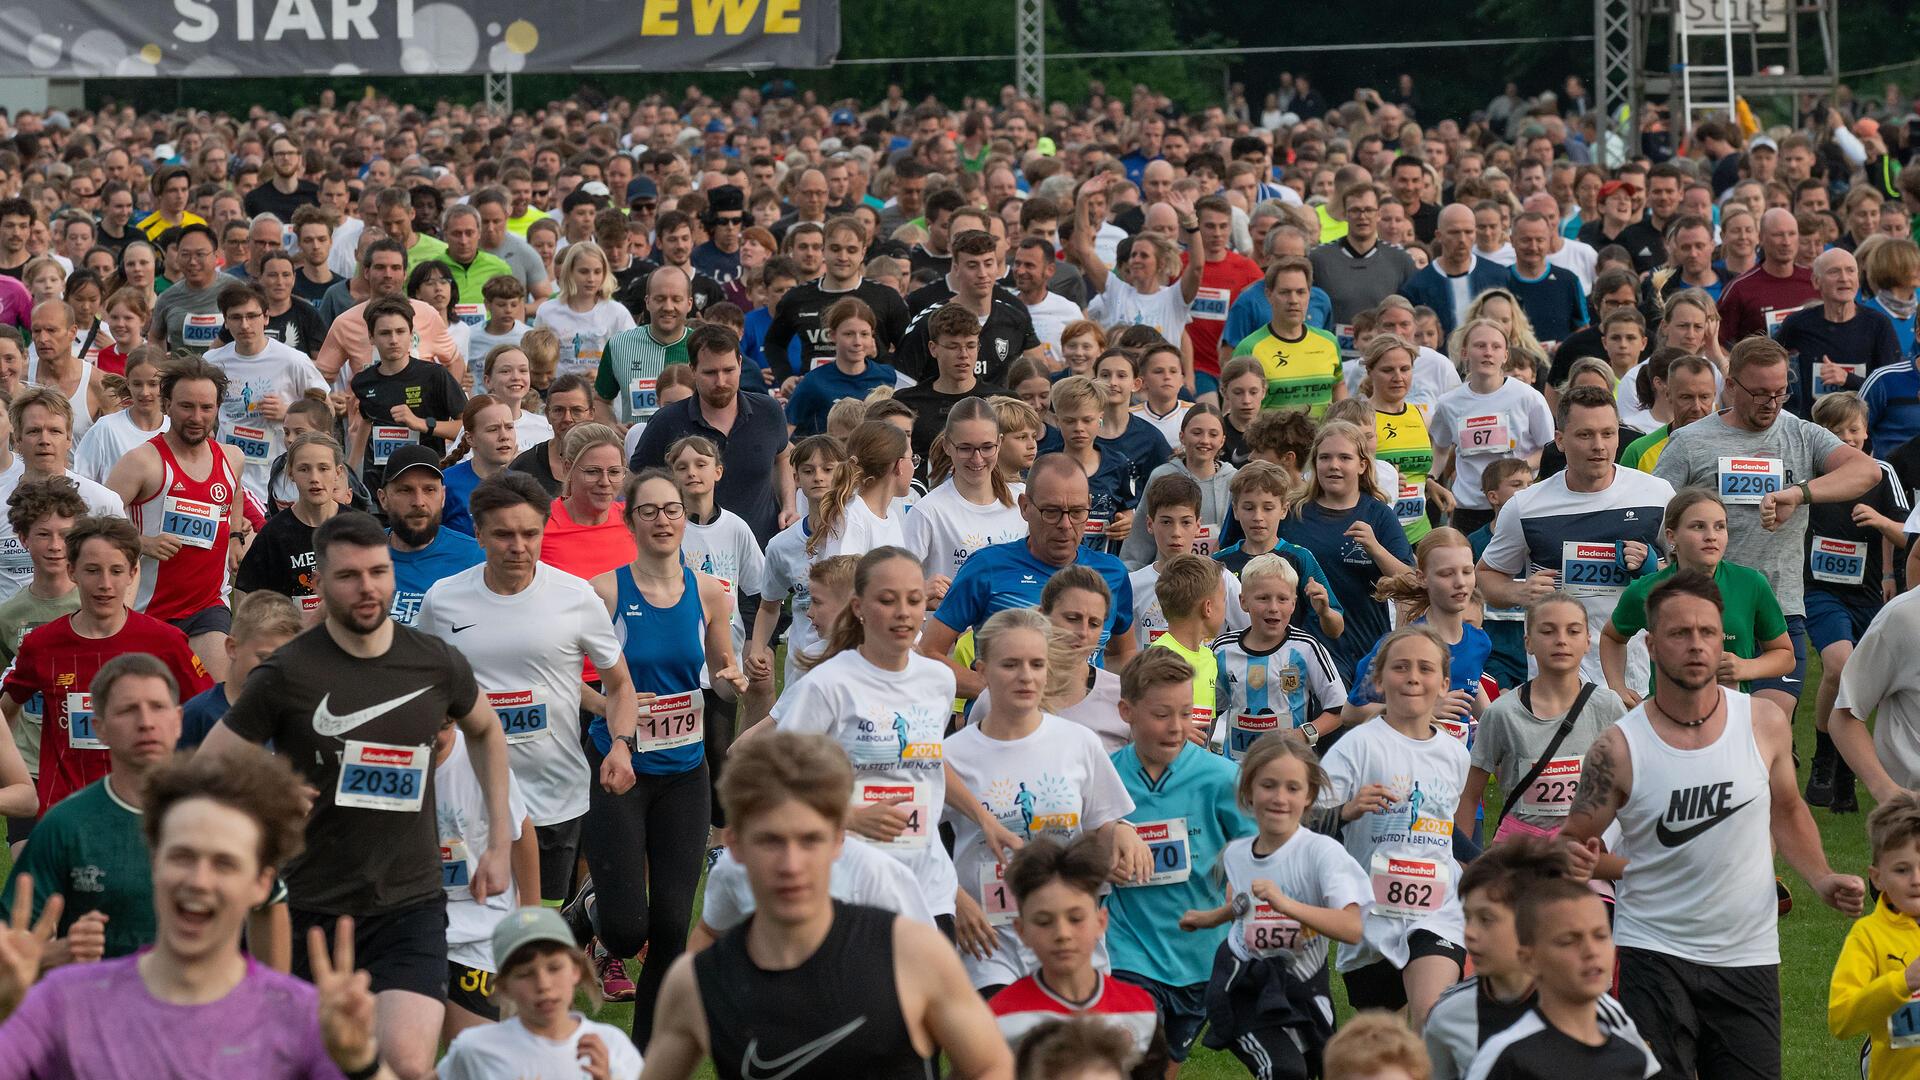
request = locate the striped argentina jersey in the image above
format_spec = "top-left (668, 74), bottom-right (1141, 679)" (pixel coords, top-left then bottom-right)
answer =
top-left (1210, 627), bottom-right (1346, 760)
top-left (1424, 976), bottom-right (1645, 1080)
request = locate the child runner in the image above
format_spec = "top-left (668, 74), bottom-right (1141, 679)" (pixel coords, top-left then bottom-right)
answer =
top-left (1214, 461), bottom-right (1345, 643)
top-left (990, 394), bottom-right (1043, 485)
top-left (1600, 489), bottom-right (1791, 707)
top-left (947, 607), bottom-right (1145, 994)
top-left (1090, 347), bottom-right (1172, 500)
top-left (1803, 392), bottom-right (1905, 814)
top-left (989, 834), bottom-right (1172, 1076)
top-left (532, 241), bottom-right (635, 381)
top-left (1322, 1012), bottom-right (1432, 1080)
top-left (1429, 319), bottom-right (1555, 538)
top-left (1326, 396), bottom-right (1404, 525)
top-left (1465, 878), bottom-right (1661, 1079)
top-left (1345, 528), bottom-right (1493, 743)
top-left (1364, 334), bottom-right (1443, 544)
top-left (1143, 554), bottom-right (1236, 734)
top-left (465, 275), bottom-right (530, 391)
top-left (670, 433), bottom-right (769, 718)
top-left (748, 436), bottom-right (844, 692)
top-left (1828, 792), bottom-right (1920, 1079)
top-left (1182, 731), bottom-right (1368, 1080)
top-left (1319, 625), bottom-right (1471, 1030)
top-left (235, 433), bottom-right (342, 613)
top-left (785, 298), bottom-right (908, 438)
top-left (1466, 459), bottom-right (1534, 690)
top-left (1125, 403), bottom-right (1235, 566)
top-left (1132, 341), bottom-right (1193, 448)
top-left (0, 479), bottom-right (83, 834)
top-left (1103, 649), bottom-right (1255, 1066)
top-left (1459, 593), bottom-right (1627, 845)
top-left (1218, 356), bottom-right (1267, 467)
top-left (1212, 553), bottom-right (1347, 760)
top-left (1052, 375), bottom-right (1136, 554)
top-left (806, 420), bottom-right (914, 561)
top-left (906, 398), bottom-right (1028, 594)
top-left (178, 590), bottom-right (303, 749)
top-left (1128, 478), bottom-right (1246, 648)
top-left (437, 908), bottom-right (642, 1079)
top-left (1278, 420), bottom-right (1414, 683)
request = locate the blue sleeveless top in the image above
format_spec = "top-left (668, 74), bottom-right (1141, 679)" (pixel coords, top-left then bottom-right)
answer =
top-left (589, 564), bottom-right (708, 775)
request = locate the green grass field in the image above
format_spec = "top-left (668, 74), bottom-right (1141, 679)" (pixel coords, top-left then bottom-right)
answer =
top-left (5, 653), bottom-right (1875, 1077)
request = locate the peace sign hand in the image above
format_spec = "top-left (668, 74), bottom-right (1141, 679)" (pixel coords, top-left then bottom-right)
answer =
top-left (0, 875), bottom-right (62, 1020)
top-left (310, 919), bottom-right (380, 1075)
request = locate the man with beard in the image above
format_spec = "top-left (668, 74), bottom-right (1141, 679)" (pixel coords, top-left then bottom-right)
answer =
top-left (378, 444), bottom-right (482, 627)
top-left (105, 356), bottom-right (248, 681)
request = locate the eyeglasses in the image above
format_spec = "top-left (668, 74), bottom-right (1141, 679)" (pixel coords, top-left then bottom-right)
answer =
top-left (575, 465), bottom-right (627, 484)
top-left (951, 441), bottom-right (999, 458)
top-left (633, 501), bottom-right (685, 521)
top-left (1034, 504), bottom-right (1092, 523)
top-left (177, 247), bottom-right (215, 261)
top-left (713, 215), bottom-right (744, 226)
top-left (1730, 376), bottom-right (1789, 404)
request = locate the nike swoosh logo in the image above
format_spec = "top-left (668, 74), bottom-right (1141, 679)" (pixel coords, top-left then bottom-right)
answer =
top-left (740, 1017), bottom-right (866, 1080)
top-left (1654, 797), bottom-right (1757, 847)
top-left (451, 623), bottom-right (475, 633)
top-left (312, 687), bottom-right (434, 738)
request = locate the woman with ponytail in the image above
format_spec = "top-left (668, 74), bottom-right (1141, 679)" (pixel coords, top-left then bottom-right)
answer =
top-left (439, 395), bottom-right (519, 536)
top-left (906, 398), bottom-right (1026, 597)
top-left (806, 419), bottom-right (914, 560)
top-left (1340, 527), bottom-right (1492, 741)
top-left (763, 546), bottom-right (1024, 936)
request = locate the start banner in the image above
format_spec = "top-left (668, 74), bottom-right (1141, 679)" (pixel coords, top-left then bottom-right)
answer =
top-left (0, 0), bottom-right (839, 77)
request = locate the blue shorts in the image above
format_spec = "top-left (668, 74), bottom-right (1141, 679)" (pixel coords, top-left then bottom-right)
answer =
top-left (1113, 969), bottom-right (1207, 1061)
top-left (1805, 590), bottom-right (1876, 652)
top-left (1194, 370), bottom-right (1219, 397)
top-left (1749, 613), bottom-right (1807, 700)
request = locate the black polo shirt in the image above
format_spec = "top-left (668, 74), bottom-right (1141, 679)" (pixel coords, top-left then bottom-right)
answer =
top-left (629, 391), bottom-right (789, 545)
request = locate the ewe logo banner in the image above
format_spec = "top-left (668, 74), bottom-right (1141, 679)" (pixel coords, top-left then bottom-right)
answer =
top-left (0, 0), bottom-right (839, 77)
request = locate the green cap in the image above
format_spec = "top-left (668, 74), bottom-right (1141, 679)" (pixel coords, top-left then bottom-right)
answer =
top-left (490, 906), bottom-right (576, 972)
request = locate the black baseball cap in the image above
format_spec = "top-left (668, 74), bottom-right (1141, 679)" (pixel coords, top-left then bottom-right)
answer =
top-left (382, 444), bottom-right (443, 484)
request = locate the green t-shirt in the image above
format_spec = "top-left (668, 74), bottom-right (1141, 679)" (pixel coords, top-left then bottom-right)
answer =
top-left (1609, 559), bottom-right (1787, 692)
top-left (0, 585), bottom-right (79, 775)
top-left (596, 325), bottom-right (690, 424)
top-left (1619, 423), bottom-right (1672, 473)
top-left (2, 778), bottom-right (154, 958)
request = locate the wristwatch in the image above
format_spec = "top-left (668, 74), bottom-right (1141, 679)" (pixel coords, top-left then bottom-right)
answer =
top-left (1299, 721), bottom-right (1320, 747)
top-left (1797, 479), bottom-right (1813, 502)
top-left (612, 733), bottom-right (637, 753)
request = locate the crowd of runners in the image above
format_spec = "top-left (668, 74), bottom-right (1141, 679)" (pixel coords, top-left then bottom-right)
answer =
top-left (0, 69), bottom-right (1919, 1079)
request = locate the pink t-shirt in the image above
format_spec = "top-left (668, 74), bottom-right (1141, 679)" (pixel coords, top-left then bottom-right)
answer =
top-left (0, 274), bottom-right (30, 330)
top-left (0, 952), bottom-right (345, 1079)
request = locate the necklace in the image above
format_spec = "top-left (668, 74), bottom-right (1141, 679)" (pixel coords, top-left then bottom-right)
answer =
top-left (1656, 694), bottom-right (1718, 728)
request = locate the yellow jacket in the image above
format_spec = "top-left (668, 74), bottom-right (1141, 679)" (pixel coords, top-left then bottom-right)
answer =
top-left (1830, 893), bottom-right (1920, 1080)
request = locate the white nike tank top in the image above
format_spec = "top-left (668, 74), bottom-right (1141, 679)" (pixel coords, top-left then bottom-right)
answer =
top-left (1612, 689), bottom-right (1777, 966)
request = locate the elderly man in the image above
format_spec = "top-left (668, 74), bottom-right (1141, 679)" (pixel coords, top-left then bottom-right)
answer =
top-left (1717, 207), bottom-right (1818, 346)
top-left (435, 204), bottom-right (513, 309)
top-left (1773, 247), bottom-right (1902, 417)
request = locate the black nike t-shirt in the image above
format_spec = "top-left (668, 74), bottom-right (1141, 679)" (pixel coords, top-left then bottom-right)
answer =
top-left (223, 621), bottom-right (479, 915)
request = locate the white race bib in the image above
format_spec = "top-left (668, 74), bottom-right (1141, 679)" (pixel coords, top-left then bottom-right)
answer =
top-left (1226, 710), bottom-right (1283, 761)
top-left (855, 780), bottom-right (930, 850)
top-left (1121, 819), bottom-right (1190, 887)
top-left (453, 303), bottom-right (485, 327)
top-left (487, 688), bottom-right (550, 745)
top-left (1243, 901), bottom-right (1304, 957)
top-left (1369, 851), bottom-right (1449, 918)
top-left (1458, 413), bottom-right (1511, 456)
top-left (440, 838), bottom-right (472, 896)
top-left (371, 425), bottom-right (417, 466)
top-left (628, 376), bottom-right (658, 419)
top-left (160, 496), bottom-right (222, 550)
top-left (224, 422), bottom-right (272, 464)
top-left (181, 311), bottom-right (221, 348)
top-left (1717, 456), bottom-right (1782, 505)
top-left (334, 740), bottom-right (429, 811)
top-left (1561, 541), bottom-right (1629, 597)
top-left (634, 689), bottom-right (703, 752)
top-left (1810, 536), bottom-right (1868, 585)
top-left (64, 692), bottom-right (102, 750)
top-left (1516, 757), bottom-right (1582, 816)
top-left (979, 861), bottom-right (1016, 927)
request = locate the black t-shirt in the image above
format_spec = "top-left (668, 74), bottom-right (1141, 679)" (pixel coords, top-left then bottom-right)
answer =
top-left (216, 301), bottom-right (326, 358)
top-left (893, 296), bottom-right (1038, 386)
top-left (1477, 1010), bottom-right (1657, 1080)
top-left (509, 440), bottom-right (564, 499)
top-left (349, 357), bottom-right (468, 486)
top-left (243, 181), bottom-right (320, 222)
top-left (292, 268), bottom-right (334, 305)
top-left (222, 622), bottom-right (480, 915)
top-left (893, 381), bottom-right (1005, 481)
top-left (235, 507), bottom-right (321, 601)
top-left (903, 274), bottom-right (1019, 317)
top-left (615, 262), bottom-right (726, 322)
top-left (1576, 219), bottom-right (1666, 274)
top-left (908, 245), bottom-right (951, 278)
top-left (765, 280), bottom-right (913, 380)
top-left (1806, 459), bottom-right (1907, 607)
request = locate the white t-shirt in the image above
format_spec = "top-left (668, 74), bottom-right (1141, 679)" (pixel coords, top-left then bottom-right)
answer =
top-left (762, 520), bottom-right (818, 690)
top-left (1132, 402), bottom-right (1191, 449)
top-left (1550, 237), bottom-right (1600, 293)
top-left (943, 712), bottom-right (1134, 988)
top-left (1427, 377), bottom-right (1556, 510)
top-left (0, 462), bottom-right (124, 602)
top-left (418, 563), bottom-right (620, 826)
top-left (682, 508), bottom-right (766, 660)
top-left (204, 338), bottom-right (331, 503)
top-left (974, 666), bottom-right (1129, 752)
top-left (1127, 562), bottom-right (1249, 649)
top-left (532, 298), bottom-right (636, 380)
top-left (772, 649), bottom-right (960, 915)
top-left (901, 480), bottom-right (1028, 583)
top-left (1342, 346), bottom-right (1459, 407)
top-left (1616, 361), bottom-right (1724, 435)
top-left (813, 495), bottom-right (908, 562)
top-left (1025, 291), bottom-right (1085, 366)
top-left (434, 730), bottom-right (530, 971)
top-left (72, 410), bottom-right (168, 485)
top-left (1220, 829), bottom-right (1370, 976)
top-left (466, 321), bottom-right (529, 390)
top-left (701, 839), bottom-right (935, 933)
top-left (1316, 717), bottom-right (1470, 971)
top-left (515, 409), bottom-right (554, 452)
top-left (439, 1015), bottom-right (642, 1080)
top-left (1088, 277), bottom-right (1192, 342)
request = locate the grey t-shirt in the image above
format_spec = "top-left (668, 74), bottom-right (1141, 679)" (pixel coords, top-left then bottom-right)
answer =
top-left (149, 279), bottom-right (227, 354)
top-left (1472, 682), bottom-right (1626, 829)
top-left (485, 234), bottom-right (549, 290)
top-left (1652, 410), bottom-right (1844, 616)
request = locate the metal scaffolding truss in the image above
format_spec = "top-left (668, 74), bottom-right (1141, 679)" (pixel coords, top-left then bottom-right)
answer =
top-left (1016, 0), bottom-right (1044, 104)
top-left (485, 72), bottom-right (513, 116)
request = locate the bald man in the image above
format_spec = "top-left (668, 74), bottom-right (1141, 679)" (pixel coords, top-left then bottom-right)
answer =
top-left (1522, 191), bottom-right (1598, 293)
top-left (28, 300), bottom-right (106, 439)
top-left (1773, 247), bottom-right (1903, 416)
top-left (1717, 207), bottom-right (1819, 346)
top-left (1397, 203), bottom-right (1508, 337)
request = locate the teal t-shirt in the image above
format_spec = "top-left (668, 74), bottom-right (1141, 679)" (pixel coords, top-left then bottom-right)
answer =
top-left (1102, 742), bottom-right (1254, 987)
top-left (3, 778), bottom-right (154, 957)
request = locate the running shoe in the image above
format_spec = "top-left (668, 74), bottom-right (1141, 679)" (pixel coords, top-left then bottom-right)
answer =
top-left (1805, 741), bottom-right (1837, 807)
top-left (594, 941), bottom-right (636, 1002)
top-left (560, 876), bottom-right (596, 946)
